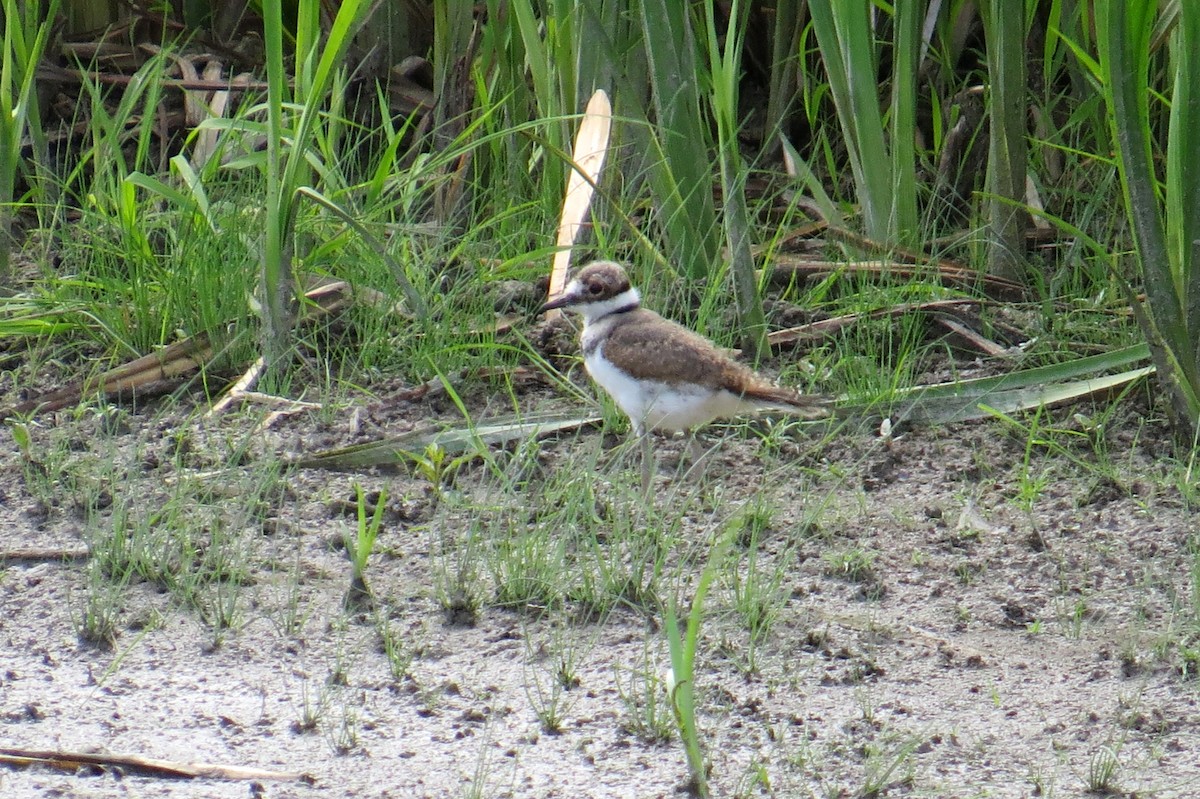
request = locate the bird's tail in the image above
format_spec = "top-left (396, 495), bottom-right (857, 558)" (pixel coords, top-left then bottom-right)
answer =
top-left (746, 386), bottom-right (833, 420)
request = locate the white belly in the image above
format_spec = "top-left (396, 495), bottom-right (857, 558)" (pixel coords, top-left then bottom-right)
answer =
top-left (585, 347), bottom-right (749, 434)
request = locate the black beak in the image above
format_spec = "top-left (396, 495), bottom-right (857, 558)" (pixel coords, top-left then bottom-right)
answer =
top-left (540, 292), bottom-right (573, 313)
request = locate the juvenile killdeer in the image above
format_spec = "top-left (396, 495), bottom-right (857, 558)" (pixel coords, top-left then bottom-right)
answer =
top-left (541, 260), bottom-right (829, 488)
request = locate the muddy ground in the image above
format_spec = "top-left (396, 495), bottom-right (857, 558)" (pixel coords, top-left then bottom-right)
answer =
top-left (1, 365), bottom-right (1199, 798)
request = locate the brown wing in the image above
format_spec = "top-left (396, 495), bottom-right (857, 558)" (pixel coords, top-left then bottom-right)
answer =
top-left (602, 309), bottom-right (769, 391)
top-left (602, 309), bottom-right (831, 418)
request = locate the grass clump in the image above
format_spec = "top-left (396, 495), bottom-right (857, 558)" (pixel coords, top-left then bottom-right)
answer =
top-left (343, 482), bottom-right (386, 611)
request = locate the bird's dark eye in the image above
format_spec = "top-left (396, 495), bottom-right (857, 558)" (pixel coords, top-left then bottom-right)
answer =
top-left (588, 281), bottom-right (604, 295)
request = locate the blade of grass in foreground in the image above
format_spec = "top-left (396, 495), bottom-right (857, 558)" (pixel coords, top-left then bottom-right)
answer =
top-left (664, 526), bottom-right (733, 799)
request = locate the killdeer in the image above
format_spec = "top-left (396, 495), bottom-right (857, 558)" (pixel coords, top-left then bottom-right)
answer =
top-left (541, 260), bottom-right (829, 488)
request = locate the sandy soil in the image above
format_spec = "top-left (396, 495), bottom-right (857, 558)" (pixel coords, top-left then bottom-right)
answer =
top-left (1, 375), bottom-right (1199, 798)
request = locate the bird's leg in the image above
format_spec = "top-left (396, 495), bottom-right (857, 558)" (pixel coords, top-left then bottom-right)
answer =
top-left (680, 429), bottom-right (707, 483)
top-left (639, 427), bottom-right (654, 494)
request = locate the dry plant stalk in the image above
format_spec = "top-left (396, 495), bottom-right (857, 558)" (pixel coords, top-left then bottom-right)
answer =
top-left (545, 89), bottom-right (612, 319)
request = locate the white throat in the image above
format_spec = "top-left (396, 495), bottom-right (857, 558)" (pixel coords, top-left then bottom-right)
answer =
top-left (575, 286), bottom-right (640, 323)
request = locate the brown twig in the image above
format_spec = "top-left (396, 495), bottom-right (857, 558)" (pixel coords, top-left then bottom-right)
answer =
top-left (0, 548), bottom-right (90, 562)
top-left (0, 334), bottom-right (214, 420)
top-left (0, 746), bottom-right (312, 783)
top-left (37, 63), bottom-right (269, 92)
top-left (767, 299), bottom-right (989, 346)
top-left (768, 253), bottom-right (1028, 301)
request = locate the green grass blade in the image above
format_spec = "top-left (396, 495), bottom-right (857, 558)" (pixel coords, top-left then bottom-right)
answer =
top-left (259, 0), bottom-right (368, 376)
top-left (665, 527), bottom-right (731, 798)
top-left (260, 0), bottom-right (290, 370)
top-left (1098, 3), bottom-right (1176, 336)
top-left (295, 187), bottom-right (429, 319)
top-left (0, 0), bottom-right (60, 278)
top-left (779, 133), bottom-right (844, 227)
top-left (703, 0), bottom-right (767, 359)
top-left (1098, 0), bottom-right (1200, 425)
top-left (1166, 4), bottom-right (1200, 370)
top-left (808, 1), bottom-right (892, 240)
top-left (638, 0), bottom-right (721, 278)
top-left (894, 343), bottom-right (1150, 402)
top-left (890, 0), bottom-right (921, 239)
top-left (980, 0), bottom-right (1029, 282)
top-left (897, 367), bottom-right (1155, 424)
